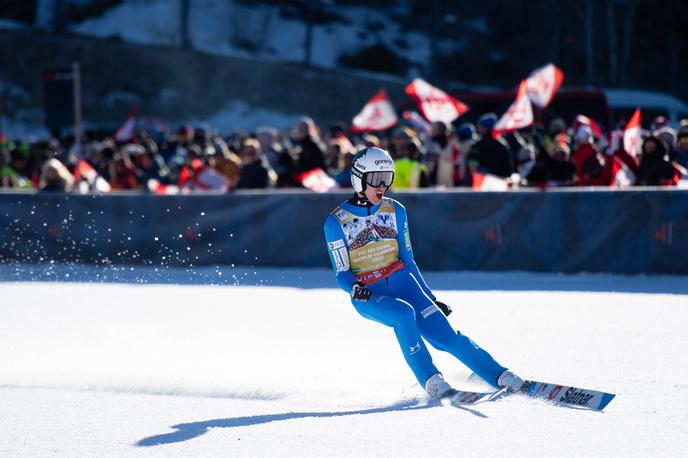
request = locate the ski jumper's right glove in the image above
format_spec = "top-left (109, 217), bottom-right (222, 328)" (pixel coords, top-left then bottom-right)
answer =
top-left (434, 300), bottom-right (452, 316)
top-left (351, 282), bottom-right (372, 302)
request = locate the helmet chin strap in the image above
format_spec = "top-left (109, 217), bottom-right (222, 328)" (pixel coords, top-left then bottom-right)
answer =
top-left (349, 192), bottom-right (373, 207)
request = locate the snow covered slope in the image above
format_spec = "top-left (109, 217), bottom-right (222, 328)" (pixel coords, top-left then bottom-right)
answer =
top-left (1, 269), bottom-right (687, 456)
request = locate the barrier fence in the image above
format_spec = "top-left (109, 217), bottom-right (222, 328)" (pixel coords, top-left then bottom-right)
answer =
top-left (1, 189), bottom-right (687, 275)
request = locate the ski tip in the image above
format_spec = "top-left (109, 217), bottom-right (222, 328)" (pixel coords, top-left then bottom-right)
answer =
top-left (598, 393), bottom-right (616, 411)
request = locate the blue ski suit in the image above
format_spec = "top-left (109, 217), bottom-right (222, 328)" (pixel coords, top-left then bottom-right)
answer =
top-left (324, 196), bottom-right (506, 388)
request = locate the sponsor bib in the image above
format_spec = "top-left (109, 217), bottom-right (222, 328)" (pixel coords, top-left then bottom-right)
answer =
top-left (332, 198), bottom-right (403, 283)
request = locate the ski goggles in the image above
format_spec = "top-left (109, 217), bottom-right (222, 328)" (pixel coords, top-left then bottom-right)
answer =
top-left (364, 171), bottom-right (394, 188)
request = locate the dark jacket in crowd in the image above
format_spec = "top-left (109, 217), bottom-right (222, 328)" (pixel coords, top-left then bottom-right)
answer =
top-left (236, 162), bottom-right (270, 189)
top-left (637, 136), bottom-right (677, 186)
top-left (293, 136), bottom-right (326, 175)
top-left (470, 136), bottom-right (513, 178)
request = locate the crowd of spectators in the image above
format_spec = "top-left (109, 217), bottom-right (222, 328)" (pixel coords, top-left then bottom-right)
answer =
top-left (1, 112), bottom-right (687, 193)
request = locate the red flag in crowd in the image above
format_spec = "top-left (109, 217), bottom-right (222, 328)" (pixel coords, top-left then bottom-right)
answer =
top-left (610, 156), bottom-right (636, 188)
top-left (574, 114), bottom-right (603, 139)
top-left (526, 63), bottom-right (564, 108)
top-left (405, 78), bottom-right (469, 123)
top-left (147, 179), bottom-right (180, 195)
top-left (299, 168), bottom-right (338, 193)
top-left (114, 113), bottom-right (137, 142)
top-left (494, 80), bottom-right (533, 133)
top-left (73, 160), bottom-right (111, 192)
top-left (351, 90), bottom-right (398, 132)
top-left (471, 172), bottom-right (510, 191)
top-left (624, 108), bottom-right (642, 157)
top-left (402, 111), bottom-right (431, 135)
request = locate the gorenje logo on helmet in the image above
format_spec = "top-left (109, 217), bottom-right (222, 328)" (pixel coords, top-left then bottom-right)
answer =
top-left (375, 159), bottom-right (393, 166)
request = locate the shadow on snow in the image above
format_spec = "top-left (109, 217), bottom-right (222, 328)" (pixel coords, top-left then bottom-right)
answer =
top-left (136, 399), bottom-right (487, 447)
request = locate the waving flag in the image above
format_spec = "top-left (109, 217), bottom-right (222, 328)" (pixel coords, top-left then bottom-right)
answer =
top-left (623, 108), bottom-right (642, 157)
top-left (73, 160), bottom-right (111, 193)
top-left (351, 90), bottom-right (398, 132)
top-left (114, 113), bottom-right (137, 141)
top-left (495, 80), bottom-right (533, 133)
top-left (298, 168), bottom-right (338, 193)
top-left (402, 111), bottom-right (431, 135)
top-left (574, 114), bottom-right (604, 139)
top-left (610, 156), bottom-right (636, 187)
top-left (405, 78), bottom-right (469, 123)
top-left (526, 63), bottom-right (564, 108)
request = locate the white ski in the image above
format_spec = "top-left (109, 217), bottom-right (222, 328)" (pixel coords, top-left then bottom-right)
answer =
top-left (444, 387), bottom-right (510, 407)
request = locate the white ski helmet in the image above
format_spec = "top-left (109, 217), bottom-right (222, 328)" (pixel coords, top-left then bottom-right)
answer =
top-left (350, 147), bottom-right (395, 193)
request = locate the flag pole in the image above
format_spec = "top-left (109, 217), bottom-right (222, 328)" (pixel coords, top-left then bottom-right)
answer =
top-left (72, 62), bottom-right (82, 157)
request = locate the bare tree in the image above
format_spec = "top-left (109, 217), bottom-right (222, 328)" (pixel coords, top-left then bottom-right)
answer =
top-left (180, 0), bottom-right (190, 48)
top-left (620, 0), bottom-right (640, 86)
top-left (607, 0), bottom-right (618, 86)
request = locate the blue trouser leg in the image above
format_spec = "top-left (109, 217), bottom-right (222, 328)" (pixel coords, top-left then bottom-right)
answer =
top-left (352, 294), bottom-right (439, 387)
top-left (417, 311), bottom-right (506, 388)
top-left (393, 270), bottom-right (507, 388)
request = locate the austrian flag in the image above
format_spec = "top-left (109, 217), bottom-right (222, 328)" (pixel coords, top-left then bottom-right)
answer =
top-left (495, 80), bottom-right (533, 133)
top-left (405, 78), bottom-right (469, 123)
top-left (351, 90), bottom-right (398, 132)
top-left (526, 63), bottom-right (564, 108)
top-left (624, 108), bottom-right (642, 157)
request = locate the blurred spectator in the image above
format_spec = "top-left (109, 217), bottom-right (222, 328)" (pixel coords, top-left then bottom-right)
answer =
top-left (636, 136), bottom-right (676, 186)
top-left (291, 117), bottom-right (326, 176)
top-left (676, 128), bottom-right (688, 169)
top-left (211, 144), bottom-right (242, 190)
top-left (470, 113), bottom-right (513, 178)
top-left (572, 125), bottom-right (611, 186)
top-left (236, 138), bottom-right (272, 189)
top-left (331, 142), bottom-right (356, 188)
top-left (525, 138), bottom-right (576, 187)
top-left (653, 126), bottom-right (677, 161)
top-left (109, 150), bottom-right (139, 190)
top-left (256, 126), bottom-right (295, 187)
top-left (126, 143), bottom-right (170, 190)
top-left (39, 158), bottom-right (74, 192)
top-left (425, 121), bottom-right (462, 187)
top-left (388, 126), bottom-right (415, 159)
top-left (650, 116), bottom-right (669, 133)
top-left (0, 142), bottom-right (33, 189)
top-left (456, 122), bottom-right (477, 185)
top-left (393, 139), bottom-right (428, 190)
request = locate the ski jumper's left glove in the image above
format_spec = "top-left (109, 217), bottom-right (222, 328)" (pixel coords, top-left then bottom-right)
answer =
top-left (351, 282), bottom-right (372, 302)
top-left (434, 300), bottom-right (452, 316)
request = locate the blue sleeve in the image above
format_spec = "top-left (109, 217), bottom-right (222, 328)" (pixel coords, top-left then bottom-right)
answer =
top-left (394, 201), bottom-right (436, 301)
top-left (324, 214), bottom-right (359, 294)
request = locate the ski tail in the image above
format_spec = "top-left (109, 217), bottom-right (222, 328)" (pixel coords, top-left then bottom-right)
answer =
top-left (446, 387), bottom-right (509, 407)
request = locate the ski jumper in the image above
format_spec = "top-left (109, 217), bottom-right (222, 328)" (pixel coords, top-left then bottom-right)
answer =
top-left (324, 196), bottom-right (507, 388)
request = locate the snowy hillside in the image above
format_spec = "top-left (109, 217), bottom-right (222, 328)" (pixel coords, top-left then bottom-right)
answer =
top-left (69, 0), bottom-right (433, 74)
top-left (1, 267), bottom-right (687, 456)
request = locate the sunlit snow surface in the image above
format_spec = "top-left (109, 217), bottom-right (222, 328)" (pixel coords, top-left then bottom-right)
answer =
top-left (1, 266), bottom-right (687, 457)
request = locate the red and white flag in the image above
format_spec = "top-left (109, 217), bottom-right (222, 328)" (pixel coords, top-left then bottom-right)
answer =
top-left (526, 63), bottom-right (564, 108)
top-left (298, 168), bottom-right (338, 193)
top-left (114, 113), bottom-right (137, 141)
top-left (402, 111), bottom-right (431, 135)
top-left (471, 172), bottom-right (510, 191)
top-left (623, 108), bottom-right (642, 157)
top-left (574, 114), bottom-right (603, 139)
top-left (351, 90), bottom-right (398, 132)
top-left (73, 160), bottom-right (111, 192)
top-left (610, 156), bottom-right (636, 187)
top-left (405, 78), bottom-right (469, 123)
top-left (495, 80), bottom-right (533, 133)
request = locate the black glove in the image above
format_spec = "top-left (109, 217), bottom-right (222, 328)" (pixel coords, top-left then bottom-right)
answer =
top-left (435, 300), bottom-right (452, 316)
top-left (351, 282), bottom-right (372, 302)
